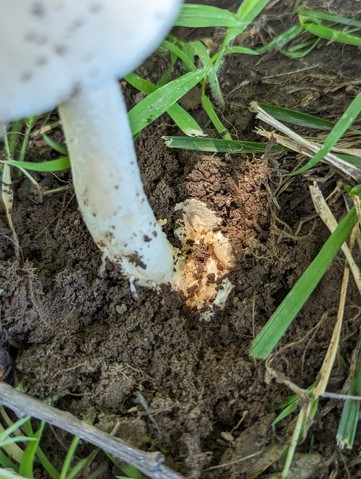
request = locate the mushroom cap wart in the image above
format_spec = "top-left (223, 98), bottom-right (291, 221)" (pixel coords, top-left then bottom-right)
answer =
top-left (0, 0), bottom-right (182, 122)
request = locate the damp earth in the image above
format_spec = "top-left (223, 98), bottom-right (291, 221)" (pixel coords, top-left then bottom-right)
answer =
top-left (1, 0), bottom-right (361, 477)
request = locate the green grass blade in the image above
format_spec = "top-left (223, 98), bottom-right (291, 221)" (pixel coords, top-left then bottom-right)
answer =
top-left (19, 421), bottom-right (45, 478)
top-left (0, 450), bottom-right (17, 470)
top-left (272, 386), bottom-right (315, 427)
top-left (297, 8), bottom-right (361, 28)
top-left (0, 418), bottom-right (31, 444)
top-left (6, 121), bottom-right (23, 158)
top-left (129, 68), bottom-right (209, 136)
top-left (176, 4), bottom-right (239, 28)
top-left (65, 452), bottom-right (97, 479)
top-left (117, 463), bottom-right (143, 479)
top-left (281, 398), bottom-right (319, 479)
top-left (207, 70), bottom-right (224, 107)
top-left (301, 22), bottom-right (361, 47)
top-left (257, 24), bottom-right (304, 54)
top-left (337, 354), bottom-right (361, 449)
top-left (1, 157), bottom-right (70, 173)
top-left (125, 73), bottom-right (204, 137)
top-left (250, 207), bottom-right (358, 360)
top-left (18, 117), bottom-right (36, 163)
top-left (42, 135), bottom-right (68, 155)
top-left (35, 449), bottom-right (59, 479)
top-left (234, 0), bottom-right (271, 34)
top-left (281, 38), bottom-right (320, 58)
top-left (0, 416), bottom-right (25, 465)
top-left (273, 401), bottom-right (300, 427)
top-left (0, 438), bottom-right (35, 449)
top-left (226, 46), bottom-right (259, 55)
top-left (188, 41), bottom-right (212, 67)
top-left (124, 73), bottom-right (153, 93)
top-left (3, 117), bottom-right (36, 163)
top-left (59, 436), bottom-right (79, 479)
top-left (167, 103), bottom-right (205, 137)
top-left (257, 101), bottom-right (361, 135)
top-left (201, 95), bottom-right (231, 139)
top-left (294, 92), bottom-right (361, 174)
top-left (163, 136), bottom-right (286, 153)
top-left (209, 0), bottom-right (271, 105)
top-left (337, 397), bottom-right (360, 449)
top-left (214, 0), bottom-right (272, 62)
top-left (337, 154), bottom-right (361, 168)
top-left (161, 40), bottom-right (196, 71)
top-left (24, 421), bottom-right (59, 479)
top-left (258, 102), bottom-right (334, 130)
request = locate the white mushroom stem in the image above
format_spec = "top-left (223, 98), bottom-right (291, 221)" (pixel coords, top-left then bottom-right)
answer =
top-left (58, 79), bottom-right (175, 285)
top-left (58, 80), bottom-right (235, 312)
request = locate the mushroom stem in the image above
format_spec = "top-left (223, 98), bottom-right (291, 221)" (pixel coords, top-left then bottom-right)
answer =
top-left (58, 79), bottom-right (174, 285)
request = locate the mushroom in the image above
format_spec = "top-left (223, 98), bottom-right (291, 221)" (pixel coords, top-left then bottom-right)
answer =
top-left (0, 0), bottom-right (235, 314)
top-left (0, 0), bottom-right (181, 285)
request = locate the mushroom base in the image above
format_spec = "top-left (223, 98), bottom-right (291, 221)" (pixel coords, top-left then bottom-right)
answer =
top-left (173, 199), bottom-right (234, 319)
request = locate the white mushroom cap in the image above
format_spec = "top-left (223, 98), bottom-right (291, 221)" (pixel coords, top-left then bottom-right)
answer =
top-left (0, 0), bottom-right (182, 122)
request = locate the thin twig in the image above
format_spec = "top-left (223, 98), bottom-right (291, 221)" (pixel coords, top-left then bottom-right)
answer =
top-left (0, 382), bottom-right (184, 479)
top-left (322, 392), bottom-right (361, 402)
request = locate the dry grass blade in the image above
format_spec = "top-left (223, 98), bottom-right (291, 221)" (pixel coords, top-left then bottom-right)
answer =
top-left (251, 102), bottom-right (361, 181)
top-left (1, 164), bottom-right (20, 260)
top-left (309, 183), bottom-right (361, 294)
top-left (314, 262), bottom-right (350, 398)
top-left (336, 330), bottom-right (361, 448)
top-left (308, 183), bottom-right (358, 397)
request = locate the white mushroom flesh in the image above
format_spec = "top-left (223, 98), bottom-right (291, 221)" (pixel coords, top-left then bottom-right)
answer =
top-left (174, 199), bottom-right (234, 315)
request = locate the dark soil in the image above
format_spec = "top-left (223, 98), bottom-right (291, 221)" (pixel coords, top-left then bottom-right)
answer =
top-left (1, 1), bottom-right (361, 478)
